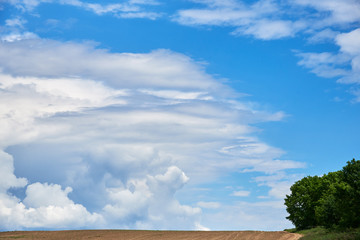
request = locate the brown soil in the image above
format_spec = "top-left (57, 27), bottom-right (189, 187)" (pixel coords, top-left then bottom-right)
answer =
top-left (0, 230), bottom-right (302, 240)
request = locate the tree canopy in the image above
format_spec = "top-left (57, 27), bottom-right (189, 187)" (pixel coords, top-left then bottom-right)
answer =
top-left (285, 159), bottom-right (360, 230)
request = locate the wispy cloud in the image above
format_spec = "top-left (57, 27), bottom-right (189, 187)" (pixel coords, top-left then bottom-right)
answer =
top-left (293, 0), bottom-right (360, 26)
top-left (173, 0), bottom-right (360, 40)
top-left (173, 0), bottom-right (303, 40)
top-left (296, 28), bottom-right (360, 101)
top-left (231, 190), bottom-right (250, 197)
top-left (172, 0), bottom-right (360, 101)
top-left (8, 0), bottom-right (162, 19)
top-left (0, 16), bottom-right (38, 42)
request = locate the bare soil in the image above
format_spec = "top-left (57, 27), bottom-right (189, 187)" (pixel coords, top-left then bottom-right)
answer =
top-left (0, 230), bottom-right (302, 240)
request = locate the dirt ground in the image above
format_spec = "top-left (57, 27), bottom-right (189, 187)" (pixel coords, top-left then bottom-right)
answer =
top-left (0, 230), bottom-right (302, 240)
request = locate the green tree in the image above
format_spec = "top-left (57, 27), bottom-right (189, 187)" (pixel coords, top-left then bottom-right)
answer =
top-left (315, 171), bottom-right (342, 228)
top-left (286, 159), bottom-right (360, 230)
top-left (284, 175), bottom-right (326, 230)
top-left (337, 159), bottom-right (360, 228)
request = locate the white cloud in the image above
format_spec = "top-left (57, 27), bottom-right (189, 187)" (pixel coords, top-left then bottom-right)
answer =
top-left (82, 3), bottom-right (138, 15)
top-left (294, 0), bottom-right (360, 26)
top-left (174, 0), bottom-right (302, 40)
top-left (117, 11), bottom-right (161, 20)
top-left (1, 16), bottom-right (38, 42)
top-left (8, 0), bottom-right (162, 20)
top-left (24, 183), bottom-right (73, 208)
top-left (336, 28), bottom-right (360, 55)
top-left (0, 38), bottom-right (302, 230)
top-left (0, 151), bottom-right (103, 230)
top-left (297, 28), bottom-right (360, 100)
top-left (129, 0), bottom-right (160, 5)
top-left (175, 8), bottom-right (254, 26)
top-left (231, 190), bottom-right (250, 197)
top-left (1, 32), bottom-right (38, 42)
top-left (296, 51), bottom-right (349, 77)
top-left (102, 166), bottom-right (201, 229)
top-left (0, 190), bottom-right (103, 230)
top-left (174, 0), bottom-right (360, 43)
top-left (0, 40), bottom-right (222, 91)
top-left (254, 172), bottom-right (304, 200)
top-left (335, 29), bottom-right (360, 85)
top-left (233, 19), bottom-right (296, 40)
top-left (197, 201), bottom-right (221, 209)
top-left (0, 151), bottom-right (27, 193)
top-left (5, 17), bottom-right (26, 28)
top-left (9, 0), bottom-right (52, 11)
top-left (307, 28), bottom-right (339, 43)
top-left (103, 179), bottom-right (152, 221)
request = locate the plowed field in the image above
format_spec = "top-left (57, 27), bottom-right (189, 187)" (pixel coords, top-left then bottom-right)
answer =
top-left (0, 230), bottom-right (302, 240)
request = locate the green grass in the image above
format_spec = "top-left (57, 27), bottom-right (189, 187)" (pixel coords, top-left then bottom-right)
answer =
top-left (285, 227), bottom-right (360, 240)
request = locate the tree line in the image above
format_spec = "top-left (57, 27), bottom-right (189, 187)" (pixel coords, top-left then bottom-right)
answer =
top-left (284, 158), bottom-right (360, 230)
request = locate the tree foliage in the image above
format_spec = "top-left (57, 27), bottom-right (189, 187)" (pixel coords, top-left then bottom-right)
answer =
top-left (285, 159), bottom-right (360, 230)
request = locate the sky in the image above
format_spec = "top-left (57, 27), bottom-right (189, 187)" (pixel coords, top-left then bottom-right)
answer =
top-left (0, 0), bottom-right (359, 232)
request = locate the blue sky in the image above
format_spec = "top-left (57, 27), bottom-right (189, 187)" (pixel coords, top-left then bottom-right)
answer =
top-left (0, 0), bottom-right (359, 231)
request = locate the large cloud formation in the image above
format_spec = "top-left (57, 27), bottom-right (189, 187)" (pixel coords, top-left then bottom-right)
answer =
top-left (0, 38), bottom-right (302, 230)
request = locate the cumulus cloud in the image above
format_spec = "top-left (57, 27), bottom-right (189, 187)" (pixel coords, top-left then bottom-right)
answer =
top-left (0, 38), bottom-right (301, 230)
top-left (0, 150), bottom-right (102, 230)
top-left (0, 151), bottom-right (27, 193)
top-left (24, 183), bottom-right (74, 208)
top-left (102, 166), bottom-right (201, 229)
top-left (0, 190), bottom-right (102, 230)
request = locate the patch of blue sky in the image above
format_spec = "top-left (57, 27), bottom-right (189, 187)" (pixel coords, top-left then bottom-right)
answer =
top-left (177, 171), bottom-right (273, 204)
